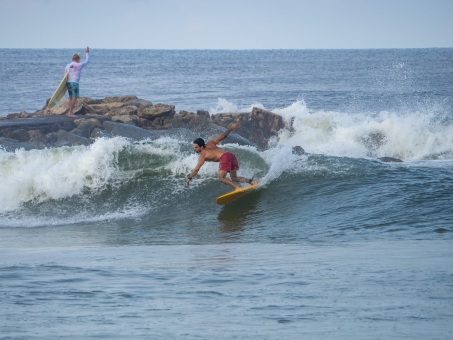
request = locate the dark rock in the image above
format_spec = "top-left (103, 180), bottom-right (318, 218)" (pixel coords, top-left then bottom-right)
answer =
top-left (138, 103), bottom-right (176, 120)
top-left (28, 129), bottom-right (49, 149)
top-left (103, 95), bottom-right (139, 103)
top-left (212, 113), bottom-right (236, 126)
top-left (0, 115), bottom-right (76, 134)
top-left (171, 112), bottom-right (214, 131)
top-left (125, 98), bottom-right (152, 108)
top-left (56, 129), bottom-right (92, 146)
top-left (74, 103), bottom-right (97, 116)
top-left (7, 111), bottom-right (32, 119)
top-left (71, 118), bottom-right (103, 138)
top-left (1, 96), bottom-right (289, 151)
top-left (1, 128), bottom-right (30, 142)
top-left (111, 114), bottom-right (140, 125)
top-left (102, 121), bottom-right (162, 140)
top-left (378, 157), bottom-right (403, 163)
top-left (46, 132), bottom-right (58, 145)
top-left (234, 107), bottom-right (285, 148)
top-left (196, 110), bottom-right (210, 117)
top-left (292, 146), bottom-right (305, 155)
top-left (0, 137), bottom-right (34, 151)
top-left (28, 129), bottom-right (47, 140)
top-left (110, 105), bottom-right (139, 117)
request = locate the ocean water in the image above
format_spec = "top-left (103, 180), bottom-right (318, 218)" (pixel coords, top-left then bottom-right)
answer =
top-left (1, 49), bottom-right (453, 339)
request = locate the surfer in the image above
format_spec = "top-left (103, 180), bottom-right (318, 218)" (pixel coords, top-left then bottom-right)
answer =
top-left (65, 46), bottom-right (90, 117)
top-left (186, 122), bottom-right (257, 190)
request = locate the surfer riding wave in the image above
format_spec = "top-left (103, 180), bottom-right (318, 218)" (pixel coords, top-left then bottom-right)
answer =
top-left (186, 123), bottom-right (257, 190)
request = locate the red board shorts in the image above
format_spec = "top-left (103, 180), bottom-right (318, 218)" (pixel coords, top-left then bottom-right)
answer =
top-left (219, 152), bottom-right (239, 172)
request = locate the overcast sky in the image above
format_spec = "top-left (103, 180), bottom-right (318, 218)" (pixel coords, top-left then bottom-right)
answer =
top-left (0, 0), bottom-right (452, 49)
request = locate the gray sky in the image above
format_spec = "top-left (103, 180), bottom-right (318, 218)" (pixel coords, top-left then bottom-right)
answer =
top-left (1, 0), bottom-right (452, 49)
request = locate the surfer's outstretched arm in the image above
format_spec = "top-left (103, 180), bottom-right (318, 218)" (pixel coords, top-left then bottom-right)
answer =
top-left (211, 123), bottom-right (240, 145)
top-left (186, 154), bottom-right (206, 186)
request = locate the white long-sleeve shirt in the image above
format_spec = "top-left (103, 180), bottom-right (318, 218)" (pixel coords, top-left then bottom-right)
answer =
top-left (65, 52), bottom-right (90, 83)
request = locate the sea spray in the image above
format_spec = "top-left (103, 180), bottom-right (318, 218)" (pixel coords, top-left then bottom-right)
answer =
top-left (0, 137), bottom-right (129, 213)
top-left (209, 97), bottom-right (265, 115)
top-left (272, 99), bottom-right (453, 160)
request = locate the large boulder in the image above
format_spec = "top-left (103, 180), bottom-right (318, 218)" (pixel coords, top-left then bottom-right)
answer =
top-left (56, 129), bottom-right (91, 146)
top-left (102, 121), bottom-right (162, 140)
top-left (137, 104), bottom-right (176, 129)
top-left (0, 137), bottom-right (34, 151)
top-left (212, 107), bottom-right (285, 148)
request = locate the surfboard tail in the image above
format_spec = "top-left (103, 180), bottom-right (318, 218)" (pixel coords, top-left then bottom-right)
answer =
top-left (215, 182), bottom-right (259, 205)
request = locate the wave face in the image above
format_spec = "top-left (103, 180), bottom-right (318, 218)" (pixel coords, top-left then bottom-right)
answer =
top-left (1, 116), bottom-right (452, 242)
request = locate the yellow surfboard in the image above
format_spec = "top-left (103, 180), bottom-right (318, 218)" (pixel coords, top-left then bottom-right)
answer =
top-left (216, 182), bottom-right (259, 205)
top-left (48, 72), bottom-right (68, 108)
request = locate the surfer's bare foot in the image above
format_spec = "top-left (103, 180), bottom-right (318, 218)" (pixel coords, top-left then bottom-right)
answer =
top-left (248, 176), bottom-right (257, 185)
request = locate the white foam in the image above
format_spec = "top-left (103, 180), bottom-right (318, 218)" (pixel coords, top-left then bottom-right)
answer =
top-left (260, 146), bottom-right (302, 185)
top-left (0, 137), bottom-right (130, 213)
top-left (1, 204), bottom-right (145, 228)
top-left (273, 100), bottom-right (453, 161)
top-left (209, 98), bottom-right (265, 115)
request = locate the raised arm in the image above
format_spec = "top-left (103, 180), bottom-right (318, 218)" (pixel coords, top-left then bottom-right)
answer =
top-left (79, 46), bottom-right (90, 67)
top-left (211, 122), bottom-right (240, 145)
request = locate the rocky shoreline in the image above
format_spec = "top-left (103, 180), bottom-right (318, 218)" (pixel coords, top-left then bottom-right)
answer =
top-left (0, 96), bottom-right (285, 151)
top-left (0, 95), bottom-right (403, 163)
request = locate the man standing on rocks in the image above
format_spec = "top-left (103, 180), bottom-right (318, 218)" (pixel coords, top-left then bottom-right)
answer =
top-left (186, 122), bottom-right (257, 190)
top-left (65, 46), bottom-right (90, 117)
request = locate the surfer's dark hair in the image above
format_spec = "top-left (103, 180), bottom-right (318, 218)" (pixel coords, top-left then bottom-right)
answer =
top-left (193, 138), bottom-right (206, 147)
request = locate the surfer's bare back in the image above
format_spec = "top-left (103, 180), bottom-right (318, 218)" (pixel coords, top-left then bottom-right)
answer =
top-left (186, 123), bottom-right (256, 190)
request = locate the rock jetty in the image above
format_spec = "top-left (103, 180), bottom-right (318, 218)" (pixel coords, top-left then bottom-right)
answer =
top-left (0, 96), bottom-right (285, 151)
top-left (0, 96), bottom-right (403, 163)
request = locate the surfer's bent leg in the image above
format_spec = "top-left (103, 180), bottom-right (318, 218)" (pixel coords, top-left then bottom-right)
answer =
top-left (218, 170), bottom-right (241, 190)
top-left (229, 171), bottom-right (251, 184)
top-left (219, 152), bottom-right (254, 186)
